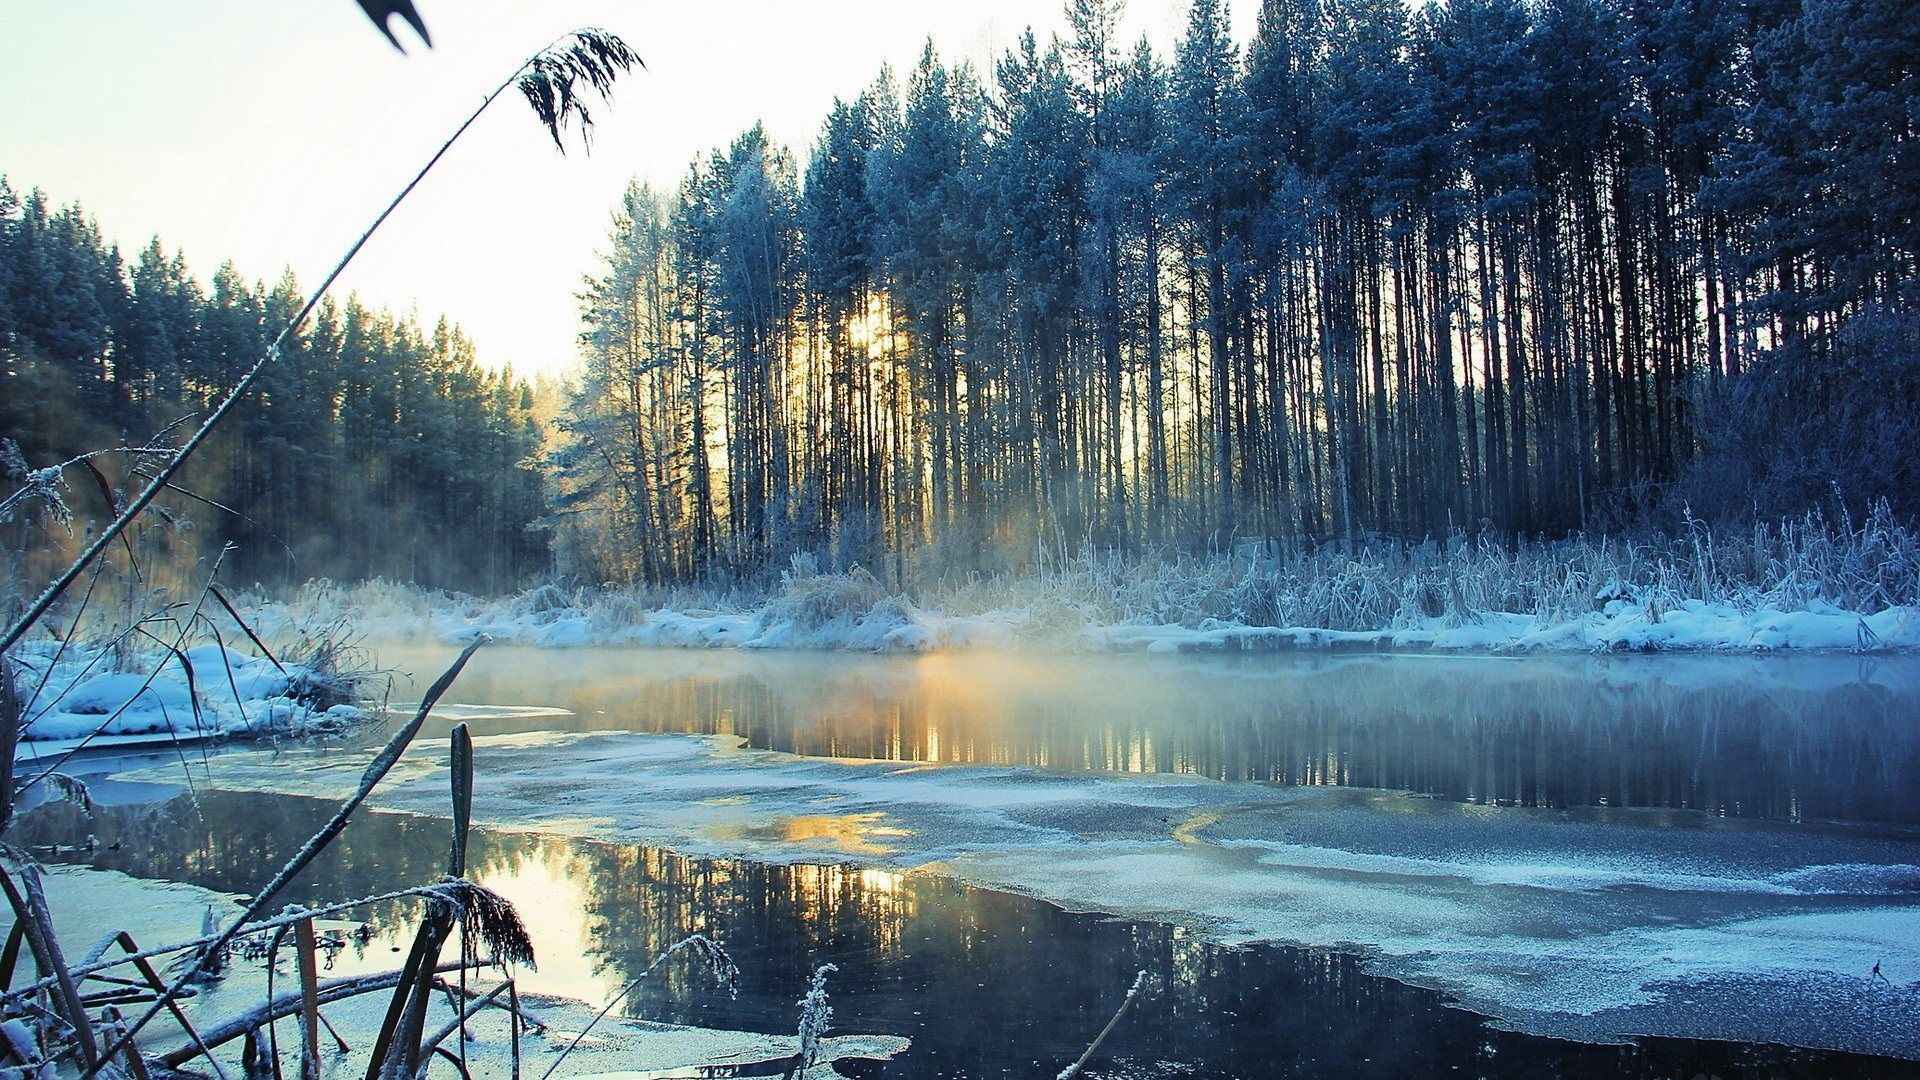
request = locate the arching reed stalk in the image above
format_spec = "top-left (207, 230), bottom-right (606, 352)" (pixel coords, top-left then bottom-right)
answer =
top-left (80, 638), bottom-right (487, 1077)
top-left (0, 27), bottom-right (641, 659)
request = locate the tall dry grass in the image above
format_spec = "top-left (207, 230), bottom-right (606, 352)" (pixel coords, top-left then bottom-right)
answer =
top-left (275, 501), bottom-right (1920, 638)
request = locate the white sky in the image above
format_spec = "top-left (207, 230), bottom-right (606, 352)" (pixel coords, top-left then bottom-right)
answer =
top-left (1, 0), bottom-right (1254, 376)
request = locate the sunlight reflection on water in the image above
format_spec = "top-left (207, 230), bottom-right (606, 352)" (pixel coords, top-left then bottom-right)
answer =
top-left (375, 644), bottom-right (1920, 824)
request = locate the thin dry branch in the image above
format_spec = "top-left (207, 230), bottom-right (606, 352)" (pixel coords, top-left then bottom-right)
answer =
top-left (415, 981), bottom-right (511, 1059)
top-left (84, 639), bottom-right (486, 1078)
top-left (537, 935), bottom-right (736, 1080)
top-left (154, 963), bottom-right (479, 1070)
top-left (0, 860), bottom-right (98, 1069)
top-left (1, 880), bottom-right (505, 1007)
top-left (17, 546), bottom-right (232, 789)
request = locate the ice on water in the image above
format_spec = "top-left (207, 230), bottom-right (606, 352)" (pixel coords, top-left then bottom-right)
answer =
top-left (136, 725), bottom-right (1920, 1058)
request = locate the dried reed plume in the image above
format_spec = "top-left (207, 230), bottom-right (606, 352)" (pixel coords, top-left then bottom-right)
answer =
top-left (519, 29), bottom-right (643, 153)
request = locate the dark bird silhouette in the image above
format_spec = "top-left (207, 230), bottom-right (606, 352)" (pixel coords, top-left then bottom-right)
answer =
top-left (355, 0), bottom-right (431, 52)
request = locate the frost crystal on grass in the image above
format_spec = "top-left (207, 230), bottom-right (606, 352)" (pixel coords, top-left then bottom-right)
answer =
top-left (0, 463), bottom-right (72, 528)
top-left (0, 437), bottom-right (27, 479)
top-left (790, 962), bottom-right (838, 1077)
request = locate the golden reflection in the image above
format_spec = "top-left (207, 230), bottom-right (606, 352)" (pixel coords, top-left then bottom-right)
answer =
top-left (43, 784), bottom-right (943, 1025)
top-left (709, 812), bottom-right (911, 856)
top-left (858, 867), bottom-right (905, 895)
top-left (385, 641), bottom-right (1920, 823)
top-left (464, 848), bottom-right (623, 1007)
top-left (1171, 810), bottom-right (1221, 846)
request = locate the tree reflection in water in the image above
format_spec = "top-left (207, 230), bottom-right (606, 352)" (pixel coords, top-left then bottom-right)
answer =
top-left (29, 789), bottom-right (1919, 1078)
top-left (383, 647), bottom-right (1920, 824)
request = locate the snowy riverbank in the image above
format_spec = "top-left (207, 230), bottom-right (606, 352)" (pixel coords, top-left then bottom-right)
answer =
top-left (247, 577), bottom-right (1920, 656)
top-left (462, 596), bottom-right (1919, 653)
top-left (238, 514), bottom-right (1920, 655)
top-left (5, 639), bottom-right (363, 744)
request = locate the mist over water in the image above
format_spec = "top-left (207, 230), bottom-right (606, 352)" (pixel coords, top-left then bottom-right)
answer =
top-left (379, 645), bottom-right (1920, 824)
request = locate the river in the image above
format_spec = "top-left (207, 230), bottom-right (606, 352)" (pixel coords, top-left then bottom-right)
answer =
top-left (29, 646), bottom-right (1920, 1076)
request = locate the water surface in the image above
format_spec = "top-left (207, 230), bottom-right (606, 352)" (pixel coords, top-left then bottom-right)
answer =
top-left (25, 786), bottom-right (1917, 1078)
top-left (33, 646), bottom-right (1920, 1074)
top-left (377, 646), bottom-right (1920, 823)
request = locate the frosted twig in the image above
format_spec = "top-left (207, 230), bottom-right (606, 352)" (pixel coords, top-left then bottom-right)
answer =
top-left (152, 962), bottom-right (480, 1070)
top-left (0, 446), bottom-right (175, 524)
top-left (1057, 969), bottom-right (1149, 1080)
top-left (14, 559), bottom-right (109, 718)
top-left (784, 962), bottom-right (838, 1080)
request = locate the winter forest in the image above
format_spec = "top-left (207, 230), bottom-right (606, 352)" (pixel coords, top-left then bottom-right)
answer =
top-left (0, 189), bottom-right (551, 592)
top-left (6, 0), bottom-right (1914, 598)
top-left (552, 0), bottom-right (1918, 585)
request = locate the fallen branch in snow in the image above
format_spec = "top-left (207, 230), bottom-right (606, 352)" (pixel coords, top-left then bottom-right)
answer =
top-left (154, 963), bottom-right (480, 1069)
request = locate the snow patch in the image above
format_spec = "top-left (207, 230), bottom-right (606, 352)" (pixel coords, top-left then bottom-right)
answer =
top-left (6, 640), bottom-right (353, 743)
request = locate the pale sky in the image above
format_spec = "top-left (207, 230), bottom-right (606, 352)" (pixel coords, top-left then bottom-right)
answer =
top-left (2, 0), bottom-right (1255, 376)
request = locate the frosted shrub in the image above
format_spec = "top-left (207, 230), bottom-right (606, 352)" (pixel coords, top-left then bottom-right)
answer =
top-left (277, 578), bottom-right (443, 626)
top-left (758, 554), bottom-right (888, 631)
top-left (584, 588), bottom-right (654, 631)
top-left (513, 582), bottom-right (574, 618)
top-left (905, 509), bottom-right (1920, 632)
top-left (1019, 593), bottom-right (1099, 642)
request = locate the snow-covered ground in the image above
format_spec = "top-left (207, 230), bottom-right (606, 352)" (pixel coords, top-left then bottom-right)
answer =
top-left (130, 729), bottom-right (1920, 1058)
top-left (246, 577), bottom-right (1920, 655)
top-left (5, 638), bottom-right (361, 744)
